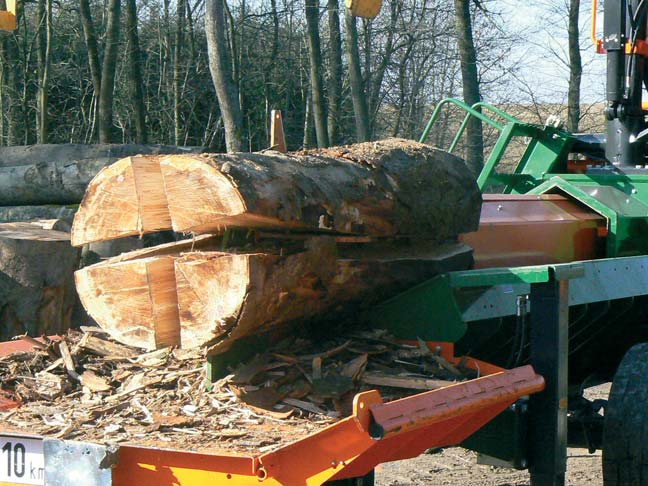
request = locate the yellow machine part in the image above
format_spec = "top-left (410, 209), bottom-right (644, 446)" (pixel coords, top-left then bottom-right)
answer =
top-left (345, 0), bottom-right (382, 18)
top-left (0, 0), bottom-right (16, 31)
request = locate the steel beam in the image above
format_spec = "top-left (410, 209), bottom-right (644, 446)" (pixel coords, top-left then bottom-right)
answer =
top-left (528, 276), bottom-right (569, 486)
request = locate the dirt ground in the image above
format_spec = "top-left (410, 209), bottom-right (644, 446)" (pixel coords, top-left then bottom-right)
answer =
top-left (375, 447), bottom-right (602, 486)
top-left (375, 384), bottom-right (610, 486)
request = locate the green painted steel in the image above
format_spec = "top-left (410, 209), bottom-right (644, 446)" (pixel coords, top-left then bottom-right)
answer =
top-left (419, 98), bottom-right (575, 193)
top-left (369, 255), bottom-right (648, 342)
top-left (367, 275), bottom-right (467, 342)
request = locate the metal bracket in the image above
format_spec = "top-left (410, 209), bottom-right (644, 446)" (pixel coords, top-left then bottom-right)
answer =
top-left (44, 440), bottom-right (118, 486)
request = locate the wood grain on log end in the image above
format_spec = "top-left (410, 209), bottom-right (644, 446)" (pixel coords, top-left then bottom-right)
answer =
top-left (174, 252), bottom-right (250, 349)
top-left (75, 255), bottom-right (180, 350)
top-left (160, 155), bottom-right (247, 233)
top-left (71, 156), bottom-right (172, 246)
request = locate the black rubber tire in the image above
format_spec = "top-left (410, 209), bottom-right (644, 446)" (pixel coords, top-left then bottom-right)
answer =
top-left (603, 343), bottom-right (648, 485)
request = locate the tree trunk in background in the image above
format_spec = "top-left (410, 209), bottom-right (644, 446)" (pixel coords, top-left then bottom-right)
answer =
top-left (205, 0), bottom-right (244, 152)
top-left (2, 0), bottom-right (21, 145)
top-left (173, 0), bottom-right (185, 145)
top-left (345, 10), bottom-right (370, 142)
top-left (98, 0), bottom-right (121, 143)
top-left (567, 0), bottom-right (582, 132)
top-left (369, 0), bottom-right (399, 131)
top-left (304, 0), bottom-right (329, 147)
top-left (454, 0), bottom-right (483, 176)
top-left (303, 90), bottom-right (315, 148)
top-left (79, 0), bottom-right (102, 141)
top-left (326, 0), bottom-right (342, 145)
top-left (36, 0), bottom-right (52, 143)
top-left (126, 0), bottom-right (147, 143)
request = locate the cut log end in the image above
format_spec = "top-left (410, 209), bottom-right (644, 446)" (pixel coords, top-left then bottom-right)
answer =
top-left (71, 156), bottom-right (172, 247)
top-left (160, 156), bottom-right (247, 233)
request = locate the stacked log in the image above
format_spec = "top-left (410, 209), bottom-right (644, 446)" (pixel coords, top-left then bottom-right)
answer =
top-left (0, 222), bottom-right (80, 341)
top-left (72, 139), bottom-right (482, 352)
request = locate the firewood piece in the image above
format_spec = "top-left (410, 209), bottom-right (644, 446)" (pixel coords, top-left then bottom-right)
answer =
top-left (79, 370), bottom-right (111, 392)
top-left (342, 354), bottom-right (368, 381)
top-left (281, 398), bottom-right (328, 415)
top-left (78, 333), bottom-right (139, 358)
top-left (57, 341), bottom-right (80, 381)
top-left (361, 372), bottom-right (455, 391)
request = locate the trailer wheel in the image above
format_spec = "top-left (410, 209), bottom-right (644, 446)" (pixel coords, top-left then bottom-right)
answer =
top-left (603, 343), bottom-right (648, 485)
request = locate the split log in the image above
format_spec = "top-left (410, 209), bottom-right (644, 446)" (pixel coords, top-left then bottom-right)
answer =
top-left (0, 223), bottom-right (80, 341)
top-left (74, 236), bottom-right (472, 350)
top-left (0, 144), bottom-right (198, 206)
top-left (72, 138), bottom-right (481, 246)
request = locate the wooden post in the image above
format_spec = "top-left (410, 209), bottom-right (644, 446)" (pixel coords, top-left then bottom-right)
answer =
top-left (271, 110), bottom-right (287, 153)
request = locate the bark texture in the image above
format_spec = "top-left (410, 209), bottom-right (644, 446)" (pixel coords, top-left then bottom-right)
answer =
top-left (71, 138), bottom-right (481, 245)
top-left (0, 223), bottom-right (80, 341)
top-left (0, 144), bottom-right (198, 205)
top-left (454, 0), bottom-right (483, 176)
top-left (205, 0), bottom-right (244, 152)
top-left (305, 0), bottom-right (329, 147)
top-left (75, 236), bottom-right (473, 350)
top-left (567, 0), bottom-right (582, 133)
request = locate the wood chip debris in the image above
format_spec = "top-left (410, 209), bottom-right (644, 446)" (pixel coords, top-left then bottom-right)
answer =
top-left (0, 328), bottom-right (475, 454)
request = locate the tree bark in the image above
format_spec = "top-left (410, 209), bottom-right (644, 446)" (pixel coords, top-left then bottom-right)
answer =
top-left (79, 0), bottom-right (101, 97)
top-left (125, 0), bottom-right (148, 143)
top-left (0, 206), bottom-right (76, 224)
top-left (454, 0), bottom-right (483, 176)
top-left (205, 0), bottom-right (244, 152)
top-left (345, 10), bottom-right (370, 141)
top-left (98, 0), bottom-right (122, 143)
top-left (71, 138), bottom-right (482, 246)
top-left (326, 0), bottom-right (342, 145)
top-left (304, 0), bottom-right (329, 147)
top-left (567, 0), bottom-right (582, 132)
top-left (75, 235), bottom-right (473, 350)
top-left (173, 0), bottom-right (185, 145)
top-left (36, 0), bottom-right (52, 143)
top-left (0, 144), bottom-right (200, 205)
top-left (0, 223), bottom-right (80, 341)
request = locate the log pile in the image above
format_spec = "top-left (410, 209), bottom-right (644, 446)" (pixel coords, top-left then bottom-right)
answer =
top-left (72, 139), bottom-right (482, 352)
top-left (0, 328), bottom-right (474, 453)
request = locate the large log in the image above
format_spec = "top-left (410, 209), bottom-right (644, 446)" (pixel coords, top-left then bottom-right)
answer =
top-left (0, 144), bottom-right (198, 205)
top-left (0, 223), bottom-right (80, 341)
top-left (74, 236), bottom-right (472, 350)
top-left (0, 205), bottom-right (77, 223)
top-left (71, 138), bottom-right (481, 246)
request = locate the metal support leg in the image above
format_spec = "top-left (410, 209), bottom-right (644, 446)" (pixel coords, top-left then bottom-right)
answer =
top-left (528, 277), bottom-right (569, 486)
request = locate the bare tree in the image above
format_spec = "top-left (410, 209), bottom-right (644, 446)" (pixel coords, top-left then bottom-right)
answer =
top-left (326, 0), bottom-right (342, 145)
top-left (36, 0), bottom-right (52, 142)
top-left (454, 0), bottom-right (483, 175)
top-left (345, 9), bottom-right (370, 141)
top-left (305, 0), bottom-right (329, 147)
top-left (98, 0), bottom-right (122, 143)
top-left (567, 0), bottom-right (582, 132)
top-left (126, 0), bottom-right (147, 142)
top-left (205, 0), bottom-right (244, 151)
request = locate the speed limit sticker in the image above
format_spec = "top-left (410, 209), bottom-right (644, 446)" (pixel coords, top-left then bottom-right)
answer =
top-left (0, 436), bottom-right (44, 486)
